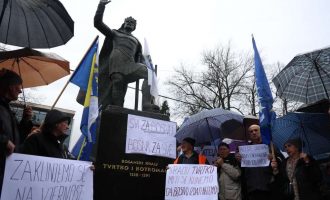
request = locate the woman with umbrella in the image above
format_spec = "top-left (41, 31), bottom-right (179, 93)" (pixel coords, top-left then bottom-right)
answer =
top-left (271, 138), bottom-right (322, 200)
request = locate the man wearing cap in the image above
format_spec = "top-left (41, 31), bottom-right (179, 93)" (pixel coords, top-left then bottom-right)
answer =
top-left (21, 109), bottom-right (74, 159)
top-left (0, 69), bottom-right (33, 194)
top-left (173, 137), bottom-right (208, 164)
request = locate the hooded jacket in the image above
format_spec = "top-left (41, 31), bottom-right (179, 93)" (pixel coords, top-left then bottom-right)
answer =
top-left (20, 110), bottom-right (73, 159)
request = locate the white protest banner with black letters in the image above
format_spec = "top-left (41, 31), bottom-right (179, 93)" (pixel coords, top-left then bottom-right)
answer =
top-left (0, 153), bottom-right (93, 200)
top-left (238, 144), bottom-right (270, 167)
top-left (126, 114), bottom-right (177, 159)
top-left (165, 164), bottom-right (218, 200)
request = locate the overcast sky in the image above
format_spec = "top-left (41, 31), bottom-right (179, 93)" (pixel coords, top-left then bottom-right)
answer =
top-left (4, 0), bottom-right (330, 149)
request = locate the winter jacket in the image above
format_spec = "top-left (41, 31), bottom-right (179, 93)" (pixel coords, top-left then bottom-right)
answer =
top-left (20, 109), bottom-right (73, 159)
top-left (0, 98), bottom-right (32, 194)
top-left (241, 143), bottom-right (284, 196)
top-left (218, 154), bottom-right (242, 200)
top-left (275, 156), bottom-right (322, 200)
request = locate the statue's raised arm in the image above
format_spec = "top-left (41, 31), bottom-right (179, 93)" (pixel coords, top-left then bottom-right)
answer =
top-left (94, 0), bottom-right (159, 112)
top-left (94, 0), bottom-right (113, 37)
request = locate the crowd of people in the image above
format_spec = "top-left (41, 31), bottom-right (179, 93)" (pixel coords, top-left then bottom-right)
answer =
top-left (1, 68), bottom-right (330, 200)
top-left (174, 124), bottom-right (329, 200)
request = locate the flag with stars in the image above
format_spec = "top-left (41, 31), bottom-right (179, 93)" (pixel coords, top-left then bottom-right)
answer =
top-left (252, 36), bottom-right (276, 145)
top-left (70, 37), bottom-right (99, 160)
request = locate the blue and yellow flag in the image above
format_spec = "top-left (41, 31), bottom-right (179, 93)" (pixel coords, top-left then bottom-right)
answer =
top-left (71, 36), bottom-right (99, 160)
top-left (252, 36), bottom-right (276, 145)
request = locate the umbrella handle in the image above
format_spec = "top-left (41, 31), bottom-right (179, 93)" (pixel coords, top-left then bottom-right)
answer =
top-left (16, 60), bottom-right (26, 105)
top-left (206, 118), bottom-right (218, 157)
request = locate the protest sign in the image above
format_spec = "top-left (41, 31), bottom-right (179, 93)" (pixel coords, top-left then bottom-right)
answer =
top-left (238, 144), bottom-right (270, 167)
top-left (126, 114), bottom-right (177, 159)
top-left (0, 153), bottom-right (93, 200)
top-left (165, 164), bottom-right (218, 200)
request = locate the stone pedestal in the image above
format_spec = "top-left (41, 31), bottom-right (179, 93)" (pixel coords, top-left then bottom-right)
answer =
top-left (94, 106), bottom-right (174, 200)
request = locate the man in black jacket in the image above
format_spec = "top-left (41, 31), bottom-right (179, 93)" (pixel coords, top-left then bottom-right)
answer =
top-left (236, 124), bottom-right (283, 200)
top-left (0, 69), bottom-right (33, 194)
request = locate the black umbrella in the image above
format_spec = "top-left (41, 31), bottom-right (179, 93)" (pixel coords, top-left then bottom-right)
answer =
top-left (273, 47), bottom-right (330, 104)
top-left (0, 0), bottom-right (74, 48)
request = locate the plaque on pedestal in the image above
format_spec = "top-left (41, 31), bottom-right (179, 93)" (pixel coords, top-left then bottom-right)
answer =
top-left (94, 106), bottom-right (175, 200)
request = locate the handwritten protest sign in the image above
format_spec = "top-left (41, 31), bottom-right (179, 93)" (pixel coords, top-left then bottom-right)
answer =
top-left (126, 114), bottom-right (177, 159)
top-left (165, 164), bottom-right (218, 200)
top-left (0, 153), bottom-right (93, 200)
top-left (239, 144), bottom-right (270, 167)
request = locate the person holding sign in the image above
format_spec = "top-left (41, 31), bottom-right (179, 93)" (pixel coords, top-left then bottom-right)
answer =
top-left (173, 137), bottom-right (208, 164)
top-left (20, 109), bottom-right (74, 159)
top-left (235, 124), bottom-right (283, 200)
top-left (271, 138), bottom-right (322, 200)
top-left (0, 69), bottom-right (33, 194)
top-left (214, 142), bottom-right (241, 200)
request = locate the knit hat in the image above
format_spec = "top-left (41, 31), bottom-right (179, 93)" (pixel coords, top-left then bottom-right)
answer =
top-left (183, 137), bottom-right (196, 146)
top-left (0, 69), bottom-right (22, 88)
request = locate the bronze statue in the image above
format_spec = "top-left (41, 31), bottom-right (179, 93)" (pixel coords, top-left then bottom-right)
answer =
top-left (94, 0), bottom-right (158, 111)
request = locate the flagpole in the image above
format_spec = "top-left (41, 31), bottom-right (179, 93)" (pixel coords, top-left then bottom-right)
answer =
top-left (77, 137), bottom-right (87, 160)
top-left (51, 36), bottom-right (99, 109)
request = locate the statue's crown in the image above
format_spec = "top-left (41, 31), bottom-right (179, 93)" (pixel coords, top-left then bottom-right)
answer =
top-left (125, 16), bottom-right (136, 23)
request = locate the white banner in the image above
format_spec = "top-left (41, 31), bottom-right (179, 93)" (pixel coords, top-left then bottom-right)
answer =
top-left (0, 153), bottom-right (93, 200)
top-left (165, 164), bottom-right (218, 200)
top-left (126, 114), bottom-right (177, 159)
top-left (239, 144), bottom-right (270, 167)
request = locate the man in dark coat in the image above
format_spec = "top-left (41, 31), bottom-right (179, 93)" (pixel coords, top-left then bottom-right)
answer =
top-left (0, 69), bottom-right (33, 194)
top-left (236, 124), bottom-right (284, 200)
top-left (94, 0), bottom-right (158, 111)
top-left (20, 109), bottom-right (74, 159)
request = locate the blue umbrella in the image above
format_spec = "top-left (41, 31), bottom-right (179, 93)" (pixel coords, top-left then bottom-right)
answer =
top-left (175, 108), bottom-right (244, 145)
top-left (272, 112), bottom-right (330, 157)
